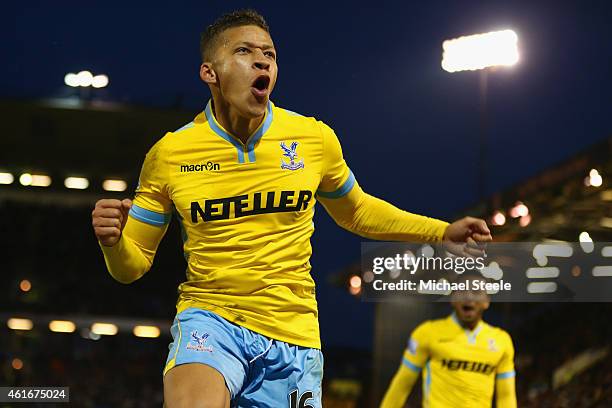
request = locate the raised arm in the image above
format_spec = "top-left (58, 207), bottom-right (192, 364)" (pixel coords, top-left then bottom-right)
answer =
top-left (318, 182), bottom-right (449, 242)
top-left (92, 138), bottom-right (173, 283)
top-left (316, 122), bottom-right (492, 246)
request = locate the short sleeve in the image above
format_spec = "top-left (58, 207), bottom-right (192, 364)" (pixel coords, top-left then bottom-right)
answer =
top-left (130, 137), bottom-right (173, 227)
top-left (401, 322), bottom-right (431, 373)
top-left (496, 331), bottom-right (516, 379)
top-left (316, 122), bottom-right (355, 199)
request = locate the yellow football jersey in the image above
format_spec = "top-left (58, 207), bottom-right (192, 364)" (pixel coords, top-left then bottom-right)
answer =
top-left (112, 99), bottom-right (449, 349)
top-left (129, 100), bottom-right (355, 349)
top-left (402, 314), bottom-right (515, 407)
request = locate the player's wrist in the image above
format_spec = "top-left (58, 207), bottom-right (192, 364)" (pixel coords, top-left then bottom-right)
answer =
top-left (98, 233), bottom-right (123, 249)
top-left (439, 221), bottom-right (451, 242)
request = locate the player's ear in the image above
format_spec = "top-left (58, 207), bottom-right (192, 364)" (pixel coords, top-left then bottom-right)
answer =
top-left (200, 62), bottom-right (217, 85)
top-left (482, 300), bottom-right (490, 310)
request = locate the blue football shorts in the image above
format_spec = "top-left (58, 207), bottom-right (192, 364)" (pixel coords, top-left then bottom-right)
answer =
top-left (163, 307), bottom-right (323, 408)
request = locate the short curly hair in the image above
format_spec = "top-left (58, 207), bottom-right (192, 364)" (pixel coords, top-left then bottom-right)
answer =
top-left (200, 9), bottom-right (270, 62)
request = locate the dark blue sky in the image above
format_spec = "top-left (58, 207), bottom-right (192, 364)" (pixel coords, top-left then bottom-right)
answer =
top-left (6, 0), bottom-right (611, 348)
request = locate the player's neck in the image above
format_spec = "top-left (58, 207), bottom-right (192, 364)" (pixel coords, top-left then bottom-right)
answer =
top-left (459, 318), bottom-right (482, 331)
top-left (462, 320), bottom-right (480, 331)
top-left (211, 98), bottom-right (264, 145)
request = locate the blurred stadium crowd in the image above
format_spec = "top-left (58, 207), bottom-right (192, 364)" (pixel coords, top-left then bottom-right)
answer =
top-left (513, 303), bottom-right (612, 408)
top-left (0, 200), bottom-right (183, 318)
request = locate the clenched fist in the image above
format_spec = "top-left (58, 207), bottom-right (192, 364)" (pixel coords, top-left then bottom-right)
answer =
top-left (92, 198), bottom-right (132, 247)
top-left (443, 216), bottom-right (492, 257)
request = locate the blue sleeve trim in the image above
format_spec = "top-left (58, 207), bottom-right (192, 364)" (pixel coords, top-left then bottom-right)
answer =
top-left (316, 171), bottom-right (355, 199)
top-left (174, 121), bottom-right (194, 133)
top-left (425, 360), bottom-right (431, 396)
top-left (283, 108), bottom-right (304, 117)
top-left (402, 357), bottom-right (422, 373)
top-left (496, 371), bottom-right (516, 380)
top-left (129, 204), bottom-right (171, 227)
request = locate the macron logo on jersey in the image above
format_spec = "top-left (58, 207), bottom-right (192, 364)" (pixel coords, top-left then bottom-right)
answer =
top-left (180, 161), bottom-right (221, 173)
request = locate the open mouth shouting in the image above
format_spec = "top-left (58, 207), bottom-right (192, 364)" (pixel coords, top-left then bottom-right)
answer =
top-left (251, 75), bottom-right (270, 102)
top-left (461, 304), bottom-right (476, 314)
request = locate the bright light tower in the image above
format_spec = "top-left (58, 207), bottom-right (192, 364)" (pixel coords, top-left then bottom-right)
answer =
top-left (64, 70), bottom-right (109, 101)
top-left (442, 29), bottom-right (519, 200)
top-left (442, 30), bottom-right (519, 73)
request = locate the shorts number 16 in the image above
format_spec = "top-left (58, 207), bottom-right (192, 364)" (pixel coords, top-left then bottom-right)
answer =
top-left (288, 390), bottom-right (314, 408)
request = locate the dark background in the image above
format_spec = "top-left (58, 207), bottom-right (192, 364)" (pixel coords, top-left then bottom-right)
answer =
top-left (4, 0), bottom-right (611, 349)
top-left (2, 1), bottom-right (611, 406)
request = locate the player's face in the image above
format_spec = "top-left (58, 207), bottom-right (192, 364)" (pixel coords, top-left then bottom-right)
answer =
top-left (451, 286), bottom-right (489, 326)
top-left (208, 25), bottom-right (277, 119)
top-left (452, 299), bottom-right (489, 325)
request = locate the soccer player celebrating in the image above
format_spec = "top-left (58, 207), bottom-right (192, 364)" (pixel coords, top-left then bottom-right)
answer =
top-left (91, 9), bottom-right (492, 408)
top-left (380, 275), bottom-right (517, 408)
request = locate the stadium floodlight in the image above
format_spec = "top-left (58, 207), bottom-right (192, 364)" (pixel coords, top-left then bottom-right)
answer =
top-left (65, 71), bottom-right (109, 88)
top-left (491, 210), bottom-right (506, 226)
top-left (509, 201), bottom-right (528, 218)
top-left (103, 179), bottom-right (127, 192)
top-left (49, 320), bottom-right (76, 333)
top-left (19, 173), bottom-right (32, 186)
top-left (7, 318), bottom-right (33, 331)
top-left (91, 322), bottom-right (118, 336)
top-left (64, 73), bottom-right (80, 87)
top-left (585, 169), bottom-right (603, 187)
top-left (348, 275), bottom-right (362, 296)
top-left (20, 173), bottom-right (52, 187)
top-left (12, 358), bottom-right (24, 370)
top-left (133, 325), bottom-right (161, 338)
top-left (91, 74), bottom-right (109, 88)
top-left (64, 176), bottom-right (89, 190)
top-left (76, 70), bottom-right (94, 87)
top-left (519, 214), bottom-right (532, 227)
top-left (0, 172), bottom-right (14, 184)
top-left (442, 30), bottom-right (519, 73)
top-left (19, 279), bottom-right (31, 292)
top-left (442, 30), bottom-right (520, 199)
top-left (31, 174), bottom-right (51, 187)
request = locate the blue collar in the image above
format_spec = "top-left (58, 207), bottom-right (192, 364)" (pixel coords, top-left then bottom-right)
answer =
top-left (450, 312), bottom-right (483, 344)
top-left (204, 99), bottom-right (273, 164)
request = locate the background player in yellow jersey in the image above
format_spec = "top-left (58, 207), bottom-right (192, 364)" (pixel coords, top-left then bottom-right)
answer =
top-left (381, 275), bottom-right (517, 408)
top-left (91, 9), bottom-right (492, 408)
